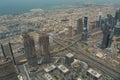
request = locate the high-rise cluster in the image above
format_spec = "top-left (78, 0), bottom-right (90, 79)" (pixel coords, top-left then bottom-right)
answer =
top-left (101, 8), bottom-right (120, 49)
top-left (76, 16), bottom-right (88, 41)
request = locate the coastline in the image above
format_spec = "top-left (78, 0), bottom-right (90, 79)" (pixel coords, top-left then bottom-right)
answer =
top-left (0, 3), bottom-right (118, 16)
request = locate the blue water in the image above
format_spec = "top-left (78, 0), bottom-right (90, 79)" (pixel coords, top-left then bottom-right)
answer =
top-left (0, 0), bottom-right (120, 15)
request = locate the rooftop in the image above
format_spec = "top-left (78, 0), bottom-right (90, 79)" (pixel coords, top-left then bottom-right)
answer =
top-left (44, 65), bottom-right (56, 73)
top-left (96, 51), bottom-right (104, 58)
top-left (66, 53), bottom-right (74, 58)
top-left (87, 68), bottom-right (101, 78)
top-left (71, 59), bottom-right (81, 68)
top-left (58, 64), bottom-right (69, 74)
top-left (44, 73), bottom-right (54, 80)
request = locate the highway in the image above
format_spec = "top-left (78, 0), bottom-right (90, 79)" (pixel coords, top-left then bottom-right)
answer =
top-left (53, 38), bottom-right (120, 80)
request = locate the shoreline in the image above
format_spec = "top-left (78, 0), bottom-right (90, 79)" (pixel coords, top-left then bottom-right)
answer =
top-left (0, 3), bottom-right (119, 16)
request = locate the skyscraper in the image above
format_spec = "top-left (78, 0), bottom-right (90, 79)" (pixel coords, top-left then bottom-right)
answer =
top-left (68, 26), bottom-right (73, 37)
top-left (22, 32), bottom-right (38, 67)
top-left (98, 12), bottom-right (102, 28)
top-left (39, 34), bottom-right (50, 64)
top-left (101, 23), bottom-right (112, 49)
top-left (1, 43), bottom-right (16, 65)
top-left (101, 13), bottom-right (116, 49)
top-left (81, 28), bottom-right (88, 41)
top-left (77, 18), bottom-right (83, 34)
top-left (81, 16), bottom-right (88, 41)
top-left (115, 8), bottom-right (120, 24)
top-left (84, 16), bottom-right (88, 29)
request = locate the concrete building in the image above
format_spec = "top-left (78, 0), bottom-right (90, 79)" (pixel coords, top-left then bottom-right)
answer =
top-left (22, 32), bottom-right (38, 67)
top-left (77, 18), bottom-right (83, 35)
top-left (115, 8), bottom-right (120, 24)
top-left (44, 73), bottom-right (54, 80)
top-left (0, 43), bottom-right (17, 66)
top-left (0, 58), bottom-right (18, 80)
top-left (58, 64), bottom-right (69, 76)
top-left (44, 64), bottom-right (56, 73)
top-left (39, 34), bottom-right (50, 64)
top-left (71, 59), bottom-right (88, 74)
top-left (68, 26), bottom-right (73, 37)
top-left (2, 43), bottom-right (13, 58)
top-left (65, 53), bottom-right (74, 66)
top-left (87, 68), bottom-right (102, 80)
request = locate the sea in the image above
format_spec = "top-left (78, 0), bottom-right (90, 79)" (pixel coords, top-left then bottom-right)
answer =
top-left (0, 0), bottom-right (120, 15)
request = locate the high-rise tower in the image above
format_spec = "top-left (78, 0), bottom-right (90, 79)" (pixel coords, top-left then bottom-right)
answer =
top-left (39, 34), bottom-right (50, 64)
top-left (68, 26), bottom-right (73, 37)
top-left (101, 14), bottom-right (115, 49)
top-left (84, 16), bottom-right (88, 29)
top-left (98, 12), bottom-right (103, 27)
top-left (22, 32), bottom-right (38, 67)
top-left (115, 8), bottom-right (120, 25)
top-left (101, 23), bottom-right (112, 49)
top-left (81, 16), bottom-right (88, 41)
top-left (77, 18), bottom-right (83, 34)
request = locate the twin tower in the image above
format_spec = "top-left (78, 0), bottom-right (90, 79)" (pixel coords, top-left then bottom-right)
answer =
top-left (22, 32), bottom-right (50, 68)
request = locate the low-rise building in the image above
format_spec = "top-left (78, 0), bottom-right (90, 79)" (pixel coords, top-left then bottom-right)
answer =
top-left (44, 65), bottom-right (56, 73)
top-left (87, 68), bottom-right (102, 80)
top-left (57, 64), bottom-right (69, 75)
top-left (44, 73), bottom-right (54, 80)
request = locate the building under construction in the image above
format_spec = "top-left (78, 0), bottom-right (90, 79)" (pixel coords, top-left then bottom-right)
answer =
top-left (22, 32), bottom-right (38, 67)
top-left (39, 34), bottom-right (50, 64)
